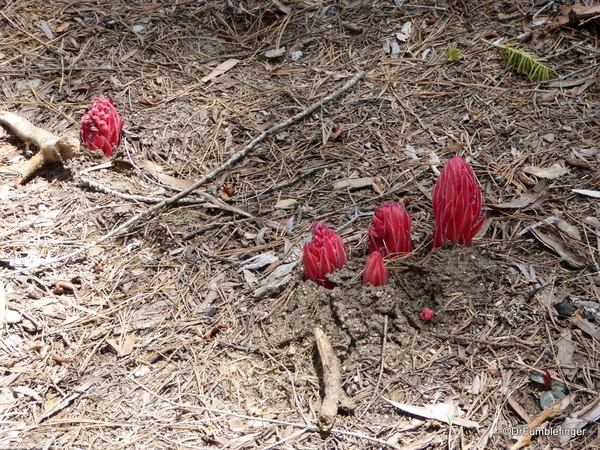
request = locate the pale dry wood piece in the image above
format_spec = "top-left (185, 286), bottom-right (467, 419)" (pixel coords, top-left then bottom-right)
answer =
top-left (314, 327), bottom-right (356, 433)
top-left (0, 110), bottom-right (79, 185)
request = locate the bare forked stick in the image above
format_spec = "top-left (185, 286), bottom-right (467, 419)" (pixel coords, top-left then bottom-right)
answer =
top-left (0, 110), bottom-right (79, 185)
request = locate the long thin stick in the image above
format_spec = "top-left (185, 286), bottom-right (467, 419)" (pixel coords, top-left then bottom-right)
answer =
top-left (0, 70), bottom-right (366, 278)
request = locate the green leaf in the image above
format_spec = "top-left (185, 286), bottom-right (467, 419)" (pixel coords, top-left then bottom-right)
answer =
top-left (491, 42), bottom-right (557, 82)
top-left (540, 389), bottom-right (566, 409)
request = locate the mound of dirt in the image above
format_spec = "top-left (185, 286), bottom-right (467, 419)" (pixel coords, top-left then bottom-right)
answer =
top-left (263, 246), bottom-right (503, 381)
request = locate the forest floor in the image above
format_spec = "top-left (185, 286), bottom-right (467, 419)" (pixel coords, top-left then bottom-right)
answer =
top-left (1, 1), bottom-right (600, 449)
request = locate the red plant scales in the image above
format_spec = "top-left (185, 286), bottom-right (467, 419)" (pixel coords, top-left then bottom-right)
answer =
top-left (363, 251), bottom-right (388, 287)
top-left (368, 201), bottom-right (412, 258)
top-left (419, 307), bottom-right (434, 322)
top-left (81, 97), bottom-right (123, 157)
top-left (303, 221), bottom-right (347, 289)
top-left (432, 156), bottom-right (486, 248)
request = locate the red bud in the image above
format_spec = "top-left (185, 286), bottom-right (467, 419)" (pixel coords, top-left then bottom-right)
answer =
top-left (432, 156), bottom-right (486, 248)
top-left (368, 201), bottom-right (412, 258)
top-left (542, 370), bottom-right (552, 390)
top-left (81, 97), bottom-right (124, 157)
top-left (419, 307), bottom-right (434, 322)
top-left (363, 251), bottom-right (388, 286)
top-left (303, 221), bottom-right (347, 289)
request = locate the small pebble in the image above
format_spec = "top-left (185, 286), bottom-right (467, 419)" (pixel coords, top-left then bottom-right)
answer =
top-left (6, 309), bottom-right (22, 324)
top-left (553, 301), bottom-right (575, 317)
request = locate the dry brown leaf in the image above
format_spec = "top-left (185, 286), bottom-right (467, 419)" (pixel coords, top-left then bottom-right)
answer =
top-left (201, 59), bottom-right (239, 83)
top-left (107, 335), bottom-right (137, 357)
top-left (558, 5), bottom-right (600, 25)
top-left (492, 179), bottom-right (548, 210)
top-left (49, 353), bottom-right (74, 365)
top-left (554, 219), bottom-right (581, 241)
top-left (139, 159), bottom-right (194, 190)
top-left (274, 198), bottom-right (297, 209)
top-left (556, 330), bottom-right (576, 366)
top-left (121, 335), bottom-right (137, 356)
top-left (528, 226), bottom-right (587, 269)
top-left (522, 162), bottom-right (568, 180)
top-left (560, 396), bottom-right (600, 444)
top-left (219, 182), bottom-right (236, 198)
top-left (571, 315), bottom-right (600, 341)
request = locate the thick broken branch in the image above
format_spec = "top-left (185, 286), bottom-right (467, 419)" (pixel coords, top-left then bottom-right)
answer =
top-left (314, 327), bottom-right (356, 433)
top-left (0, 110), bottom-right (79, 184)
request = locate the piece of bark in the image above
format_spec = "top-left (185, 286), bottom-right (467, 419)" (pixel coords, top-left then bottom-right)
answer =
top-left (314, 327), bottom-right (356, 433)
top-left (0, 110), bottom-right (79, 184)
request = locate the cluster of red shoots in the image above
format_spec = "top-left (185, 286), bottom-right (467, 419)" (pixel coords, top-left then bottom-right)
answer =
top-left (80, 97), bottom-right (124, 157)
top-left (303, 221), bottom-right (348, 289)
top-left (302, 156), bottom-right (486, 321)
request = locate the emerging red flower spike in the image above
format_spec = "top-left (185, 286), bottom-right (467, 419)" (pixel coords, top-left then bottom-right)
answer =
top-left (432, 156), bottom-right (486, 248)
top-left (363, 251), bottom-right (388, 287)
top-left (419, 307), bottom-right (434, 322)
top-left (303, 221), bottom-right (348, 289)
top-left (368, 201), bottom-right (412, 258)
top-left (542, 370), bottom-right (553, 390)
top-left (81, 97), bottom-right (124, 157)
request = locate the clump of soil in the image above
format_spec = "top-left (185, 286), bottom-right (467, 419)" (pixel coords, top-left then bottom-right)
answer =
top-left (262, 246), bottom-right (504, 381)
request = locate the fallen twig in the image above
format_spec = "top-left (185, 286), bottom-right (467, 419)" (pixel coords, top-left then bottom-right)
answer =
top-left (0, 70), bottom-right (366, 278)
top-left (79, 176), bottom-right (254, 217)
top-left (0, 110), bottom-right (79, 185)
top-left (314, 327), bottom-right (356, 433)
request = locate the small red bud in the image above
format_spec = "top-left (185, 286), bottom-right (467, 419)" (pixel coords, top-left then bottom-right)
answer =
top-left (542, 370), bottom-right (553, 390)
top-left (363, 251), bottom-right (388, 287)
top-left (419, 307), bottom-right (434, 322)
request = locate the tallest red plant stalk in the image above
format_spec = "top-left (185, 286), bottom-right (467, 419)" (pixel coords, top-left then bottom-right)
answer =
top-left (432, 156), bottom-right (486, 248)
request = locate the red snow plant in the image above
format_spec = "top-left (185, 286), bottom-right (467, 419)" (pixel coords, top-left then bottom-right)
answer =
top-left (419, 307), bottom-right (434, 322)
top-left (368, 201), bottom-right (412, 258)
top-left (432, 156), bottom-right (486, 248)
top-left (363, 251), bottom-right (388, 287)
top-left (303, 221), bottom-right (347, 289)
top-left (81, 97), bottom-right (123, 157)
